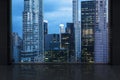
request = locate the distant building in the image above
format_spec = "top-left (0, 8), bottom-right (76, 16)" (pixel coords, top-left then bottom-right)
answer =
top-left (66, 23), bottom-right (75, 62)
top-left (44, 20), bottom-right (48, 35)
top-left (44, 20), bottom-right (48, 52)
top-left (61, 33), bottom-right (71, 62)
top-left (59, 24), bottom-right (65, 34)
top-left (21, 0), bottom-right (44, 62)
top-left (94, 0), bottom-right (109, 63)
top-left (44, 49), bottom-right (67, 62)
top-left (59, 24), bottom-right (65, 49)
top-left (45, 34), bottom-right (60, 51)
top-left (12, 32), bottom-right (22, 63)
top-left (44, 34), bottom-right (67, 62)
top-left (81, 1), bottom-right (96, 63)
top-left (72, 0), bottom-right (81, 62)
top-left (66, 23), bottom-right (74, 35)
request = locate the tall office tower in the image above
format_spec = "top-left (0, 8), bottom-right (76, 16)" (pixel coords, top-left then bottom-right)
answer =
top-left (66, 23), bottom-right (75, 62)
top-left (72, 0), bottom-right (81, 62)
top-left (44, 20), bottom-right (48, 35)
top-left (43, 20), bottom-right (48, 55)
top-left (61, 33), bottom-right (71, 62)
top-left (94, 0), bottom-right (109, 63)
top-left (81, 1), bottom-right (96, 63)
top-left (22, 0), bottom-right (44, 62)
top-left (59, 24), bottom-right (65, 49)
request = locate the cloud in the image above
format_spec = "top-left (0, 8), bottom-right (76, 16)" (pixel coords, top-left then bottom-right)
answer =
top-left (44, 0), bottom-right (73, 33)
top-left (44, 0), bottom-right (72, 12)
top-left (44, 6), bottom-right (72, 33)
top-left (44, 0), bottom-right (72, 5)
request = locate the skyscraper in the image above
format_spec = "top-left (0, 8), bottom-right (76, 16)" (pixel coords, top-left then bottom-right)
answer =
top-left (61, 33), bottom-right (71, 62)
top-left (66, 23), bottom-right (75, 62)
top-left (94, 0), bottom-right (109, 63)
top-left (81, 0), bottom-right (109, 63)
top-left (72, 0), bottom-right (81, 62)
top-left (21, 0), bottom-right (44, 62)
top-left (81, 1), bottom-right (96, 63)
top-left (59, 24), bottom-right (65, 49)
top-left (44, 20), bottom-right (48, 35)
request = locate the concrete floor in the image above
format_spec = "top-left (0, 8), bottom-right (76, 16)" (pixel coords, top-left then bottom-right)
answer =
top-left (0, 64), bottom-right (120, 80)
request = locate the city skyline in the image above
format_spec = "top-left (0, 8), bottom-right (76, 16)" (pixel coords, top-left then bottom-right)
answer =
top-left (12, 0), bottom-right (98, 37)
top-left (11, 0), bottom-right (109, 63)
top-left (12, 0), bottom-right (108, 37)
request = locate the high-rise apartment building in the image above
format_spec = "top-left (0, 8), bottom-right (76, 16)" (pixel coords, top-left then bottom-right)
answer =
top-left (21, 0), bottom-right (44, 62)
top-left (94, 0), bottom-right (109, 63)
top-left (81, 1), bottom-right (96, 63)
top-left (72, 0), bottom-right (81, 62)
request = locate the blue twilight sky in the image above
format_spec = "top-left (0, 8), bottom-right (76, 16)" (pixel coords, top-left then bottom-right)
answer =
top-left (12, 0), bottom-right (108, 37)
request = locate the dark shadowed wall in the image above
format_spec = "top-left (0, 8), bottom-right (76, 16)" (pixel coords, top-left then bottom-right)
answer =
top-left (110, 0), bottom-right (120, 65)
top-left (0, 0), bottom-right (9, 65)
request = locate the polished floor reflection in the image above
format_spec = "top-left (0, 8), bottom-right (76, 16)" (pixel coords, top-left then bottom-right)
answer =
top-left (0, 64), bottom-right (120, 80)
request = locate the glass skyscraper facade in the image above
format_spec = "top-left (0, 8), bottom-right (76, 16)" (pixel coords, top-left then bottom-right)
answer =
top-left (81, 1), bottom-right (96, 63)
top-left (73, 0), bottom-right (81, 62)
top-left (94, 0), bottom-right (109, 63)
top-left (81, 0), bottom-right (109, 63)
top-left (66, 23), bottom-right (75, 62)
top-left (21, 0), bottom-right (44, 62)
top-left (44, 21), bottom-right (48, 35)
